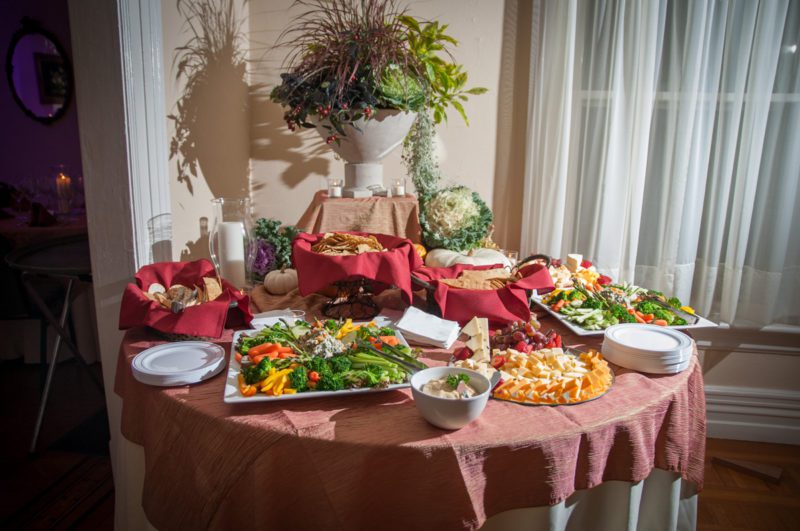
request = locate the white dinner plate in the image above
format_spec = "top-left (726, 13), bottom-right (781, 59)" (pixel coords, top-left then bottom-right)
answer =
top-left (132, 341), bottom-right (226, 387)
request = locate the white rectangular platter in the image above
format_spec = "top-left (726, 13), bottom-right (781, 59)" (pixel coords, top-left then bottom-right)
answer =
top-left (223, 317), bottom-right (412, 403)
top-left (531, 296), bottom-right (717, 337)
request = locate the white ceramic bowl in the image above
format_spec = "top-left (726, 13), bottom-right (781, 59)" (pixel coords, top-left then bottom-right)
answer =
top-left (410, 367), bottom-right (491, 430)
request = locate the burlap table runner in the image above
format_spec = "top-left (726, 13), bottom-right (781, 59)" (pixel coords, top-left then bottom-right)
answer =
top-left (296, 190), bottom-right (422, 242)
top-left (115, 288), bottom-right (705, 530)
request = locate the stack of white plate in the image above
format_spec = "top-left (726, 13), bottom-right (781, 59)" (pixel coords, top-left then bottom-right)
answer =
top-left (601, 324), bottom-right (694, 374)
top-left (132, 341), bottom-right (226, 386)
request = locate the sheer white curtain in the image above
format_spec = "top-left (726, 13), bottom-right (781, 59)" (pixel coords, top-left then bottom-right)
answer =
top-left (521, 0), bottom-right (800, 326)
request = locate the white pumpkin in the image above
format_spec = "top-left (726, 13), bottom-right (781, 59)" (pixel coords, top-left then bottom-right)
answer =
top-left (263, 268), bottom-right (298, 295)
top-left (424, 248), bottom-right (511, 269)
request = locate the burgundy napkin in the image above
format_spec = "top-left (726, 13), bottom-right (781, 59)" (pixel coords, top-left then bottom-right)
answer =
top-left (292, 232), bottom-right (423, 304)
top-left (119, 259), bottom-right (252, 338)
top-left (414, 263), bottom-right (555, 326)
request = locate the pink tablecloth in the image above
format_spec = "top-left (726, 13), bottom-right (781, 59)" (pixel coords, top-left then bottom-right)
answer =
top-left (115, 304), bottom-right (705, 531)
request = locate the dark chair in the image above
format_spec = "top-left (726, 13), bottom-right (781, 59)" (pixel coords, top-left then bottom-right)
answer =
top-left (0, 236), bottom-right (67, 388)
top-left (6, 235), bottom-right (102, 453)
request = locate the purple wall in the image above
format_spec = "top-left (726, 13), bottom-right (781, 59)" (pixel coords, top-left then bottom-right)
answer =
top-left (0, 0), bottom-right (83, 189)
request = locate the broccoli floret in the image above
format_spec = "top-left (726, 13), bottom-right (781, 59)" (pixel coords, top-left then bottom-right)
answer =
top-left (328, 355), bottom-right (352, 374)
top-left (667, 297), bottom-right (682, 309)
top-left (609, 303), bottom-right (636, 323)
top-left (652, 308), bottom-right (676, 325)
top-left (317, 372), bottom-right (344, 391)
top-left (581, 298), bottom-right (603, 309)
top-left (242, 358), bottom-right (272, 384)
top-left (567, 290), bottom-right (584, 301)
top-left (674, 317), bottom-right (687, 326)
top-left (636, 301), bottom-right (660, 315)
top-left (323, 320), bottom-right (339, 332)
top-left (288, 366), bottom-right (309, 391)
top-left (305, 356), bottom-right (329, 375)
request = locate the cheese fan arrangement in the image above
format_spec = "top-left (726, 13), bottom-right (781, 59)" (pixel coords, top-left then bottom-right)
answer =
top-left (452, 316), bottom-right (614, 405)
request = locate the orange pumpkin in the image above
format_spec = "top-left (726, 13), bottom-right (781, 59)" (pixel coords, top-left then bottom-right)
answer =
top-left (413, 243), bottom-right (427, 260)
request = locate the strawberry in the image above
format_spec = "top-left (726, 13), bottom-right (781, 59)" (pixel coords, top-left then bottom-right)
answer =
top-left (597, 274), bottom-right (612, 285)
top-left (581, 259), bottom-right (593, 268)
top-left (514, 340), bottom-right (528, 352)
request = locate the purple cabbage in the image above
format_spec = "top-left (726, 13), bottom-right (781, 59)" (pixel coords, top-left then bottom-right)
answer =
top-left (252, 239), bottom-right (277, 278)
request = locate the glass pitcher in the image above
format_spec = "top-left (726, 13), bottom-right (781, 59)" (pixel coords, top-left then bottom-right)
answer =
top-left (208, 197), bottom-right (254, 290)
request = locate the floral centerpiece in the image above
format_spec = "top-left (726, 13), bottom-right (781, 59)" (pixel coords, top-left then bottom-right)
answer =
top-left (271, 0), bottom-right (493, 250)
top-left (270, 0), bottom-right (485, 142)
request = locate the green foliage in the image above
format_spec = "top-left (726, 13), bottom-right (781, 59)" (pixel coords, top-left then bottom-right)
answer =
top-left (402, 110), bottom-right (440, 196)
top-left (399, 16), bottom-right (488, 125)
top-left (253, 218), bottom-right (302, 270)
top-left (419, 186), bottom-right (493, 251)
top-left (377, 64), bottom-right (425, 111)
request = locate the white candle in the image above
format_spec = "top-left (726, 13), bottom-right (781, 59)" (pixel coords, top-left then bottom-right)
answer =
top-left (56, 172), bottom-right (72, 213)
top-left (217, 221), bottom-right (246, 288)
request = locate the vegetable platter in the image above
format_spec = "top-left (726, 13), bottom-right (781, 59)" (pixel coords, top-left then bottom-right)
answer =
top-left (223, 317), bottom-right (427, 403)
top-left (532, 284), bottom-right (716, 336)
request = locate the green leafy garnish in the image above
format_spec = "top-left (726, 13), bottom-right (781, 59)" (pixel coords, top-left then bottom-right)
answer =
top-left (446, 373), bottom-right (470, 389)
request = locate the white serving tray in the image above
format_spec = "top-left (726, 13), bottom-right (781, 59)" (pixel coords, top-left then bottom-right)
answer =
top-left (223, 317), bottom-right (412, 403)
top-left (531, 295), bottom-right (717, 336)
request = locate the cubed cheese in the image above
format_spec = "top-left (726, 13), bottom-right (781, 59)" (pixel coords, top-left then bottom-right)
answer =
top-left (566, 253), bottom-right (582, 272)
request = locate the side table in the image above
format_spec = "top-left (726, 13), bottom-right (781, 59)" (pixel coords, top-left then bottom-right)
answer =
top-left (297, 190), bottom-right (422, 242)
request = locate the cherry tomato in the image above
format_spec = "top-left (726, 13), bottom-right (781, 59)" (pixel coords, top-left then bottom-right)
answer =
top-left (308, 371), bottom-right (320, 382)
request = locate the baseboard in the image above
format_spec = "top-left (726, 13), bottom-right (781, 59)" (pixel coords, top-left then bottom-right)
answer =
top-left (705, 385), bottom-right (800, 445)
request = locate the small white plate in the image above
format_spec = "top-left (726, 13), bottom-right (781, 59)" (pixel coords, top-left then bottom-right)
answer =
top-left (132, 341), bottom-right (226, 387)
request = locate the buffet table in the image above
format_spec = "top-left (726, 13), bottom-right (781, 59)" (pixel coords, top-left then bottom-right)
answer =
top-left (114, 288), bottom-right (705, 531)
top-left (297, 190), bottom-right (422, 242)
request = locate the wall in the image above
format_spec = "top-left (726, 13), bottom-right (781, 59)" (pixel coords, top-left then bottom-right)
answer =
top-left (0, 0), bottom-right (83, 189)
top-left (163, 0), bottom-right (251, 261)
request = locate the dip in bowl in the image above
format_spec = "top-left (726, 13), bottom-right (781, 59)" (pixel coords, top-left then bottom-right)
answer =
top-left (410, 367), bottom-right (490, 430)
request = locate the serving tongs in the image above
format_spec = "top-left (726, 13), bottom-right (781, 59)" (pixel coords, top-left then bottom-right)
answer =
top-left (641, 296), bottom-right (699, 325)
top-left (357, 340), bottom-right (428, 375)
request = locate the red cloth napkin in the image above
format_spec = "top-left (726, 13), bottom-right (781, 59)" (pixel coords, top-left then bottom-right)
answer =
top-left (293, 232), bottom-right (423, 304)
top-left (119, 259), bottom-right (252, 338)
top-left (414, 263), bottom-right (555, 326)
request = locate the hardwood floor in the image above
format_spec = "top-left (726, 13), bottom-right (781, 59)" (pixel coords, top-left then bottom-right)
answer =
top-left (0, 358), bottom-right (797, 530)
top-left (699, 438), bottom-right (800, 530)
top-left (0, 358), bottom-right (113, 530)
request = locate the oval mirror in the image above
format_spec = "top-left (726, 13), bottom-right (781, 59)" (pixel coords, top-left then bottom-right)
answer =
top-left (5, 18), bottom-right (73, 125)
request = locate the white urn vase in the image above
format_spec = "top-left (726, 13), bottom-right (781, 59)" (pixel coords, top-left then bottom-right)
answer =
top-left (317, 109), bottom-right (416, 197)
